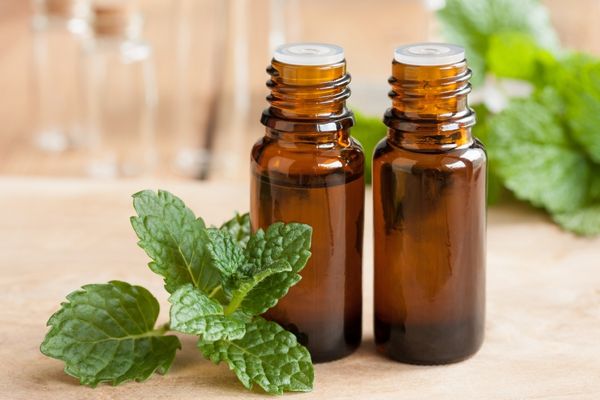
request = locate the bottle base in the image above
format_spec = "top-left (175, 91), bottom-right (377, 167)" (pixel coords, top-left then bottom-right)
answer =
top-left (311, 342), bottom-right (360, 364)
top-left (374, 318), bottom-right (483, 365)
top-left (376, 345), bottom-right (480, 365)
top-left (273, 319), bottom-right (362, 363)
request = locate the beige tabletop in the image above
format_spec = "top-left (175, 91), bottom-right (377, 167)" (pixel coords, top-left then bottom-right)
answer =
top-left (0, 177), bottom-right (599, 399)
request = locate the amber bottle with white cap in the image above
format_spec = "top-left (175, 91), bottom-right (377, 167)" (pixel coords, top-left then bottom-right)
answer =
top-left (373, 43), bottom-right (486, 364)
top-left (251, 43), bottom-right (364, 362)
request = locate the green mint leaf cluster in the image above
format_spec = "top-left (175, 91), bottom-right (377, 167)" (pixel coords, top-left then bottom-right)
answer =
top-left (40, 281), bottom-right (181, 387)
top-left (438, 0), bottom-right (600, 236)
top-left (41, 190), bottom-right (315, 394)
top-left (485, 66), bottom-right (600, 236)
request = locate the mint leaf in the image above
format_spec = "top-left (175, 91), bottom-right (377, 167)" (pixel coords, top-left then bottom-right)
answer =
top-left (169, 284), bottom-right (246, 341)
top-left (131, 190), bottom-right (220, 294)
top-left (198, 317), bottom-right (313, 395)
top-left (206, 228), bottom-right (246, 282)
top-left (246, 222), bottom-right (312, 274)
top-left (40, 281), bottom-right (181, 387)
top-left (488, 98), bottom-right (590, 213)
top-left (553, 204), bottom-right (600, 236)
top-left (225, 260), bottom-right (292, 316)
top-left (557, 57), bottom-right (600, 163)
top-left (241, 222), bottom-right (312, 314)
top-left (487, 32), bottom-right (555, 83)
top-left (438, 0), bottom-right (558, 85)
top-left (590, 167), bottom-right (600, 201)
top-left (220, 213), bottom-right (251, 247)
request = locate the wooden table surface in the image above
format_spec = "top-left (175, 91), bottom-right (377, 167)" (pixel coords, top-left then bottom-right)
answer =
top-left (1, 177), bottom-right (599, 399)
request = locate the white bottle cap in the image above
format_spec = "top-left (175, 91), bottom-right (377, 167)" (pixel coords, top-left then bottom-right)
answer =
top-left (273, 43), bottom-right (345, 66)
top-left (394, 43), bottom-right (465, 66)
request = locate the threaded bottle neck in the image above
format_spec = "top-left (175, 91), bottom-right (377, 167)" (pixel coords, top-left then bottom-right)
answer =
top-left (384, 59), bottom-right (475, 151)
top-left (261, 59), bottom-right (354, 134)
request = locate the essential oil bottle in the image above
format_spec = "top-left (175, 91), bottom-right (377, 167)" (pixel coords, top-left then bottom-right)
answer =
top-left (250, 43), bottom-right (365, 363)
top-left (373, 43), bottom-right (486, 364)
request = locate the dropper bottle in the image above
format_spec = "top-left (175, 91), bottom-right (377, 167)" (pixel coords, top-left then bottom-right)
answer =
top-left (251, 43), bottom-right (365, 363)
top-left (373, 43), bottom-right (486, 364)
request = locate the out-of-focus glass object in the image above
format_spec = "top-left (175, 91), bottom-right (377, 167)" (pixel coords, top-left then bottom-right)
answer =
top-left (31, 0), bottom-right (89, 152)
top-left (171, 0), bottom-right (226, 179)
top-left (82, 2), bottom-right (157, 178)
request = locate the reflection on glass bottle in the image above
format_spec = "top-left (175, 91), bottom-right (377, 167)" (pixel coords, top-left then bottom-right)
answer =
top-left (83, 3), bottom-right (157, 178)
top-left (31, 0), bottom-right (89, 152)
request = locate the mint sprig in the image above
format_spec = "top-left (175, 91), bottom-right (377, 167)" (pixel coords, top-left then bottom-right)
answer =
top-left (41, 190), bottom-right (315, 394)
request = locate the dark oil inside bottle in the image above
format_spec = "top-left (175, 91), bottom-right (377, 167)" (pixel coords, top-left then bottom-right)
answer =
top-left (251, 170), bottom-right (363, 362)
top-left (373, 141), bottom-right (485, 364)
top-left (373, 48), bottom-right (486, 365)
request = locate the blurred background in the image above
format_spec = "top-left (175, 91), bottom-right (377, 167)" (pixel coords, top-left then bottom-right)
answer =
top-left (1, 0), bottom-right (600, 234)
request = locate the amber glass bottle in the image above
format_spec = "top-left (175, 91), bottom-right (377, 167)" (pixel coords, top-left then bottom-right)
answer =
top-left (251, 43), bottom-right (364, 363)
top-left (373, 44), bottom-right (486, 364)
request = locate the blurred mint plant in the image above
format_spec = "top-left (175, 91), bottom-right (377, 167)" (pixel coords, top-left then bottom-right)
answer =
top-left (437, 0), bottom-right (600, 236)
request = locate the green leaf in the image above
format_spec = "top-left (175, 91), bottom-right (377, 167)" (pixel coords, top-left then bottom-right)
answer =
top-left (351, 111), bottom-right (387, 184)
top-left (438, 0), bottom-right (559, 85)
top-left (556, 57), bottom-right (600, 163)
top-left (488, 98), bottom-right (590, 213)
top-left (246, 222), bottom-right (312, 274)
top-left (40, 281), bottom-right (181, 387)
top-left (553, 204), bottom-right (600, 236)
top-left (220, 213), bottom-right (251, 247)
top-left (487, 32), bottom-right (556, 83)
top-left (198, 317), bottom-right (313, 395)
top-left (225, 260), bottom-right (292, 316)
top-left (590, 167), bottom-right (600, 201)
top-left (241, 223), bottom-right (312, 315)
top-left (169, 284), bottom-right (246, 341)
top-left (206, 228), bottom-right (247, 283)
top-left (131, 190), bottom-right (220, 294)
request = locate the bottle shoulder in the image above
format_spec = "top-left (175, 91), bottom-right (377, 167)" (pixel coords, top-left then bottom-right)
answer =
top-left (373, 138), bottom-right (486, 172)
top-left (251, 135), bottom-right (364, 178)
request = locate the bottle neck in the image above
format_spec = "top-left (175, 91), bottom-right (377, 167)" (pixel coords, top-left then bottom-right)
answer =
top-left (384, 60), bottom-right (475, 151)
top-left (261, 59), bottom-right (354, 140)
top-left (265, 127), bottom-right (350, 147)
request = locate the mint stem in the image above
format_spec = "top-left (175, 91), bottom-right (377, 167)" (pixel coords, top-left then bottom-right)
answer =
top-left (223, 293), bottom-right (244, 316)
top-left (152, 323), bottom-right (170, 336)
top-left (208, 285), bottom-right (222, 299)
